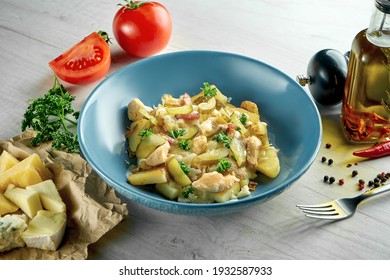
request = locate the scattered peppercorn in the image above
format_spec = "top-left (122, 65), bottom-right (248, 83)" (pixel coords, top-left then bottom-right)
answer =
top-left (328, 159), bottom-right (333, 165)
top-left (358, 183), bottom-right (365, 191)
top-left (352, 170), bottom-right (358, 177)
top-left (368, 180), bottom-right (374, 187)
top-left (323, 175), bottom-right (329, 182)
top-left (325, 143), bottom-right (332, 149)
top-left (358, 179), bottom-right (365, 185)
top-left (347, 163), bottom-right (352, 168)
top-left (374, 181), bottom-right (381, 188)
top-left (329, 177), bottom-right (335, 184)
top-left (321, 156), bottom-right (327, 163)
top-left (338, 179), bottom-right (344, 186)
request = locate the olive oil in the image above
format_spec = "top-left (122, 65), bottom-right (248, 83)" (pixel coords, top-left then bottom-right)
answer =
top-left (341, 0), bottom-right (390, 143)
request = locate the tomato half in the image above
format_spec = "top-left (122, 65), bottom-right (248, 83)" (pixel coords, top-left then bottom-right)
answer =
top-left (49, 32), bottom-right (111, 85)
top-left (113, 1), bottom-right (172, 58)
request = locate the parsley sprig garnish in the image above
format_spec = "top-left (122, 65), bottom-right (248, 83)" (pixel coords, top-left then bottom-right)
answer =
top-left (179, 161), bottom-right (190, 174)
top-left (168, 128), bottom-right (186, 139)
top-left (21, 76), bottom-right (80, 153)
top-left (182, 187), bottom-right (195, 199)
top-left (139, 129), bottom-right (153, 138)
top-left (178, 139), bottom-right (191, 151)
top-left (239, 113), bottom-right (248, 125)
top-left (201, 82), bottom-right (217, 98)
top-left (212, 130), bottom-right (231, 148)
top-left (216, 158), bottom-right (232, 173)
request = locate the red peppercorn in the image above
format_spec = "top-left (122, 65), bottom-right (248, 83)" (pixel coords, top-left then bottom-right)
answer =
top-left (338, 179), bottom-right (344, 186)
top-left (358, 183), bottom-right (365, 191)
top-left (325, 143), bottom-right (332, 149)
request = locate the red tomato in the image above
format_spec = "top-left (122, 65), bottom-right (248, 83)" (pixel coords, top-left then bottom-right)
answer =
top-left (48, 32), bottom-right (111, 85)
top-left (113, 1), bottom-right (172, 58)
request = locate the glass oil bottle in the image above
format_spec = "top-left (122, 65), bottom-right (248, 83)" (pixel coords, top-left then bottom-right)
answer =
top-left (341, 0), bottom-right (390, 143)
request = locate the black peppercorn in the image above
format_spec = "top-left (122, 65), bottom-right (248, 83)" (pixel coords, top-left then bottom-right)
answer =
top-left (324, 175), bottom-right (329, 182)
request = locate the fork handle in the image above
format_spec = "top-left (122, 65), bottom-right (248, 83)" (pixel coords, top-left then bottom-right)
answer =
top-left (362, 183), bottom-right (390, 199)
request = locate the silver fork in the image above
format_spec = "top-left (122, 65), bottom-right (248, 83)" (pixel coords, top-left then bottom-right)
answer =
top-left (296, 182), bottom-right (390, 220)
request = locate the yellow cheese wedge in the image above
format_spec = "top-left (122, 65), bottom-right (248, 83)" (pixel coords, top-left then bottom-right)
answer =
top-left (26, 180), bottom-right (66, 213)
top-left (4, 187), bottom-right (43, 218)
top-left (0, 153), bottom-right (53, 191)
top-left (0, 192), bottom-right (19, 216)
top-left (22, 210), bottom-right (67, 251)
top-left (0, 151), bottom-right (20, 173)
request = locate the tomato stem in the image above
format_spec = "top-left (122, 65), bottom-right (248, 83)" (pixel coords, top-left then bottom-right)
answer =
top-left (97, 30), bottom-right (112, 44)
top-left (118, 0), bottom-right (149, 10)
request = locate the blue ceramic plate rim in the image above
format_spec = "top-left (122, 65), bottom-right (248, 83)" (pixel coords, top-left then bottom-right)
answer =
top-left (78, 50), bottom-right (322, 214)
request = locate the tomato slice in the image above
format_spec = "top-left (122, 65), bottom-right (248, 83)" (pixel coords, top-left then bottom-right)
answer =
top-left (49, 32), bottom-right (111, 85)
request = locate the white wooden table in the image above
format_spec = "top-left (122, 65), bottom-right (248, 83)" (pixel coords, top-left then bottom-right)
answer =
top-left (1, 0), bottom-right (390, 260)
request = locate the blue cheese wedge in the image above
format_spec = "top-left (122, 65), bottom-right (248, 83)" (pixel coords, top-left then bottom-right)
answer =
top-left (0, 214), bottom-right (28, 253)
top-left (22, 210), bottom-right (66, 251)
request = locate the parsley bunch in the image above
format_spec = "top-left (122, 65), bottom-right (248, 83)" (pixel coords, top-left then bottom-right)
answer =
top-left (212, 130), bottom-right (231, 148)
top-left (21, 76), bottom-right (80, 153)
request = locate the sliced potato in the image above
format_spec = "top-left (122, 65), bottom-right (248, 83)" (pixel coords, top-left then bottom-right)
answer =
top-left (208, 182), bottom-right (240, 203)
top-left (165, 104), bottom-right (193, 115)
top-left (248, 121), bottom-right (267, 136)
top-left (227, 106), bottom-right (259, 123)
top-left (198, 97), bottom-right (216, 113)
top-left (128, 167), bottom-right (168, 185)
top-left (230, 138), bottom-right (246, 167)
top-left (230, 113), bottom-right (249, 137)
top-left (155, 180), bottom-right (181, 200)
top-left (195, 147), bottom-right (229, 164)
top-left (212, 85), bottom-right (228, 105)
top-left (166, 157), bottom-right (192, 187)
top-left (179, 125), bottom-right (199, 140)
top-left (256, 146), bottom-right (280, 178)
top-left (127, 119), bottom-right (151, 153)
top-left (136, 134), bottom-right (166, 159)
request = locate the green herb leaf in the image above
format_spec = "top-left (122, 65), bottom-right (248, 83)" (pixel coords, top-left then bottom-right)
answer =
top-left (179, 161), bottom-right (190, 174)
top-left (212, 130), bottom-right (231, 148)
top-left (178, 139), bottom-right (191, 151)
top-left (21, 76), bottom-right (80, 153)
top-left (216, 158), bottom-right (232, 173)
top-left (139, 128), bottom-right (153, 138)
top-left (168, 128), bottom-right (186, 139)
top-left (182, 187), bottom-right (195, 199)
top-left (201, 82), bottom-right (217, 98)
top-left (239, 113), bottom-right (248, 125)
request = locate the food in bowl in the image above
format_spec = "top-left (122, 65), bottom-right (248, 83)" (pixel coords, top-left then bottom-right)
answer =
top-left (126, 82), bottom-right (280, 203)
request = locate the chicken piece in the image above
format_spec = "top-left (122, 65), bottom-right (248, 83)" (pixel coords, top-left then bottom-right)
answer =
top-left (192, 135), bottom-right (208, 154)
top-left (246, 136), bottom-right (262, 169)
top-left (199, 118), bottom-right (219, 136)
top-left (128, 98), bottom-right (146, 121)
top-left (145, 141), bottom-right (170, 167)
top-left (225, 159), bottom-right (248, 180)
top-left (192, 172), bottom-right (239, 193)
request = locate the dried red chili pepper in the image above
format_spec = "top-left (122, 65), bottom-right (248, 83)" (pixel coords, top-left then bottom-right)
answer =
top-left (352, 140), bottom-right (390, 158)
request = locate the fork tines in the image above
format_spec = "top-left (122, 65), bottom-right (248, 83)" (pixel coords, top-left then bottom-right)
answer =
top-left (296, 203), bottom-right (341, 219)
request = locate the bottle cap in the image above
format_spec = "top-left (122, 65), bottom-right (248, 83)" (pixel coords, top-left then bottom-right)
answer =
top-left (376, 0), bottom-right (390, 14)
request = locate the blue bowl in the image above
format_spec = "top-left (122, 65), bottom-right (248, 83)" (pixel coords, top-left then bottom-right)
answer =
top-left (78, 50), bottom-right (322, 216)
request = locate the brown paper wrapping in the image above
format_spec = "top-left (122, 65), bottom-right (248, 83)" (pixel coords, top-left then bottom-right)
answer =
top-left (0, 131), bottom-right (128, 260)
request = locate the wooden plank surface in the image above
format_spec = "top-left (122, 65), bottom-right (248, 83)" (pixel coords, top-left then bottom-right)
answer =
top-left (1, 0), bottom-right (389, 260)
